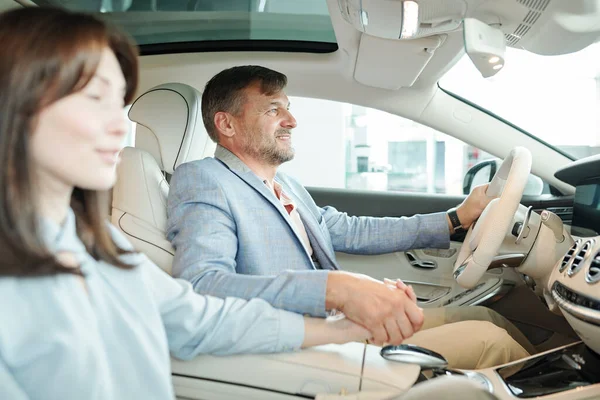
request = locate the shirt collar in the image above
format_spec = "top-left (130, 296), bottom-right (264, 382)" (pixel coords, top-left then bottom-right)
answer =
top-left (39, 208), bottom-right (86, 255)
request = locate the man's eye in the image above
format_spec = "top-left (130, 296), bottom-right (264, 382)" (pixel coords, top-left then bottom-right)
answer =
top-left (268, 108), bottom-right (278, 114)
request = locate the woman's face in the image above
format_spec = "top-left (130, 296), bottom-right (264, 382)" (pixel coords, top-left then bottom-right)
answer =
top-left (31, 47), bottom-right (128, 192)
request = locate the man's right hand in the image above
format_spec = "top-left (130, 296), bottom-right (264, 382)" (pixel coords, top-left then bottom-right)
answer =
top-left (325, 271), bottom-right (424, 346)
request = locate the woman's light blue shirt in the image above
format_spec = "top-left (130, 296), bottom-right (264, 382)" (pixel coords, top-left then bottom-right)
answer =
top-left (0, 209), bottom-right (304, 399)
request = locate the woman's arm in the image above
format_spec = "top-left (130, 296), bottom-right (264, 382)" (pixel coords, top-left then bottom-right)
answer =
top-left (302, 315), bottom-right (370, 348)
top-left (108, 224), bottom-right (371, 358)
top-left (140, 253), bottom-right (369, 359)
top-left (0, 357), bottom-right (28, 400)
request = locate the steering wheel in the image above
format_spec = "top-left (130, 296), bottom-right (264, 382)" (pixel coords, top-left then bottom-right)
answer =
top-left (453, 146), bottom-right (532, 289)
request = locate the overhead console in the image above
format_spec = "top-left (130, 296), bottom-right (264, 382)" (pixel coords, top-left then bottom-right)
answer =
top-left (336, 0), bottom-right (600, 89)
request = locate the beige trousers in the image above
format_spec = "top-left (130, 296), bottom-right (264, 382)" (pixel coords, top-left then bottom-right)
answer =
top-left (401, 306), bottom-right (534, 370)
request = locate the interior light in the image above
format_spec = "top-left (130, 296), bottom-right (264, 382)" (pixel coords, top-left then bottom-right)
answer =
top-left (463, 18), bottom-right (506, 78)
top-left (400, 1), bottom-right (420, 39)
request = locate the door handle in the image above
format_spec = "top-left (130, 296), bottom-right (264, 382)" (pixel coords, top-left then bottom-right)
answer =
top-left (406, 251), bottom-right (437, 270)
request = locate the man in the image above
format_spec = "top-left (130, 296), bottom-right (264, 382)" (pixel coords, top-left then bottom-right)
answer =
top-left (167, 66), bottom-right (535, 368)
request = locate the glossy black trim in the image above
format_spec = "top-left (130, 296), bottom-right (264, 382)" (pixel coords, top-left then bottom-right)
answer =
top-left (555, 157), bottom-right (600, 186)
top-left (552, 281), bottom-right (600, 316)
top-left (496, 342), bottom-right (600, 398)
top-left (172, 373), bottom-right (315, 398)
top-left (140, 40), bottom-right (338, 56)
top-left (437, 84), bottom-right (576, 161)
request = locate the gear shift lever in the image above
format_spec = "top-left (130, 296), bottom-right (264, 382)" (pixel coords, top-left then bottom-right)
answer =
top-left (380, 344), bottom-right (448, 369)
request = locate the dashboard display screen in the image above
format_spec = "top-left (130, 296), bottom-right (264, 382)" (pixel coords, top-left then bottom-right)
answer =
top-left (572, 181), bottom-right (600, 236)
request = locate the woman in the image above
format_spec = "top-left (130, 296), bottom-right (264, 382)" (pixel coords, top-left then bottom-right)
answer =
top-left (0, 7), bottom-right (371, 399)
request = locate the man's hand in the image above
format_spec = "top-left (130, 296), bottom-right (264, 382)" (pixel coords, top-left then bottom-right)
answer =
top-left (384, 278), bottom-right (417, 303)
top-left (326, 272), bottom-right (424, 346)
top-left (454, 183), bottom-right (495, 229)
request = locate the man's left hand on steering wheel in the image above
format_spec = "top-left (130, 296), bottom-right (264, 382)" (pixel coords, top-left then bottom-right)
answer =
top-left (447, 183), bottom-right (495, 233)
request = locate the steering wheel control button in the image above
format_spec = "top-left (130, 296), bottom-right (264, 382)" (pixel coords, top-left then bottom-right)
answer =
top-left (512, 222), bottom-right (523, 237)
top-left (515, 206), bottom-right (533, 244)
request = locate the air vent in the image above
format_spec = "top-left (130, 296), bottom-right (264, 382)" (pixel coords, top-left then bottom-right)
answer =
top-left (586, 252), bottom-right (600, 284)
top-left (517, 0), bottom-right (550, 11)
top-left (568, 240), bottom-right (594, 277)
top-left (506, 0), bottom-right (550, 46)
top-left (523, 10), bottom-right (542, 25)
top-left (559, 240), bottom-right (581, 273)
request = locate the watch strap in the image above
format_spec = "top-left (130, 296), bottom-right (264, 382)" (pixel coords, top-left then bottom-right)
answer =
top-left (448, 208), bottom-right (465, 233)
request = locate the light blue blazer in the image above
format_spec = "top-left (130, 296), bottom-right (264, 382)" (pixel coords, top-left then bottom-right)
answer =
top-left (167, 146), bottom-right (450, 317)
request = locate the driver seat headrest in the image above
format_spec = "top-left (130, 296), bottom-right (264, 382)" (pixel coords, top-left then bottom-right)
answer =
top-left (111, 83), bottom-right (216, 273)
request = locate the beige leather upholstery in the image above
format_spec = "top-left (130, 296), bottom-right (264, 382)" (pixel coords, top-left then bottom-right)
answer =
top-left (111, 83), bottom-right (216, 273)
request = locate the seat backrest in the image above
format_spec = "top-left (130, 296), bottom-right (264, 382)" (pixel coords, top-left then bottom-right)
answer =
top-left (111, 83), bottom-right (215, 273)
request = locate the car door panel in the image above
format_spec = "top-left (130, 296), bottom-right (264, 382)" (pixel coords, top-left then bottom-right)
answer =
top-left (335, 243), bottom-right (521, 308)
top-left (308, 187), bottom-right (567, 308)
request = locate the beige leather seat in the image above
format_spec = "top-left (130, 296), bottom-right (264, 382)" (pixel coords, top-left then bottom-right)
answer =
top-left (111, 83), bottom-right (215, 274)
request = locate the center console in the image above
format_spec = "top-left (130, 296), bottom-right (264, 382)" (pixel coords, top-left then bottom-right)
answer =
top-left (495, 342), bottom-right (600, 398)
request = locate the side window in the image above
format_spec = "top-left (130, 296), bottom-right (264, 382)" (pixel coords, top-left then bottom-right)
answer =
top-left (280, 97), bottom-right (546, 195)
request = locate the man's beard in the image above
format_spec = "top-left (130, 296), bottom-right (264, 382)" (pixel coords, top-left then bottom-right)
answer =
top-left (243, 128), bottom-right (295, 166)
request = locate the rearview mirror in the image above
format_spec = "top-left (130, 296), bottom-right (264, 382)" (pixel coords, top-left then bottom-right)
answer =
top-left (463, 159), bottom-right (544, 196)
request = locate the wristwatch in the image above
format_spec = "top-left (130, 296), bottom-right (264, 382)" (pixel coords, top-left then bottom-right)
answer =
top-left (447, 208), bottom-right (466, 234)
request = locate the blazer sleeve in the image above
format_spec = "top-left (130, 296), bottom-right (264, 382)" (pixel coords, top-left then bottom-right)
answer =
top-left (281, 173), bottom-right (451, 255)
top-left (321, 205), bottom-right (451, 254)
top-left (167, 161), bottom-right (330, 317)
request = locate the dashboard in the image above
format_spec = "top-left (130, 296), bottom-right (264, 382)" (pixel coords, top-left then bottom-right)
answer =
top-left (547, 155), bottom-right (600, 354)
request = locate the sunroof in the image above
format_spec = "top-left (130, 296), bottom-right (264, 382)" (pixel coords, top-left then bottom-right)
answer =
top-left (31, 0), bottom-right (338, 54)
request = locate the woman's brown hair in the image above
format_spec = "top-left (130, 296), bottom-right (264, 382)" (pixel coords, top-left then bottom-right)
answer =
top-left (0, 7), bottom-right (139, 276)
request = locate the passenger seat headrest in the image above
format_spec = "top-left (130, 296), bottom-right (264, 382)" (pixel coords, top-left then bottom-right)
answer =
top-left (128, 83), bottom-right (215, 174)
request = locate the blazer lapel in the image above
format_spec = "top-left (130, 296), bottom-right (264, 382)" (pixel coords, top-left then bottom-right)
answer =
top-left (282, 182), bottom-right (340, 271)
top-left (215, 146), bottom-right (314, 262)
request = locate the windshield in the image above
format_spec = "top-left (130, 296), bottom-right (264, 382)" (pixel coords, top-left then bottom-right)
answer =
top-left (440, 43), bottom-right (600, 160)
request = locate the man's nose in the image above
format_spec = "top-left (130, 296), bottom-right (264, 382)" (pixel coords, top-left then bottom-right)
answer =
top-left (282, 109), bottom-right (297, 129)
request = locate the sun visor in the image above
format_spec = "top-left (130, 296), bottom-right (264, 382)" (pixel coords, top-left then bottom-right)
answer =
top-left (353, 34), bottom-right (443, 89)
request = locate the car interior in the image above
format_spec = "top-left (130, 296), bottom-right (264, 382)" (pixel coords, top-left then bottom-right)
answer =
top-left (2, 0), bottom-right (600, 399)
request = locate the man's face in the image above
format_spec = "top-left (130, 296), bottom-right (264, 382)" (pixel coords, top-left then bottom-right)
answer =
top-left (233, 83), bottom-right (297, 166)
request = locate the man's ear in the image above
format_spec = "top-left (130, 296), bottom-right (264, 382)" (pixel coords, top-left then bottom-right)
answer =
top-left (214, 111), bottom-right (236, 139)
